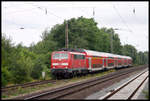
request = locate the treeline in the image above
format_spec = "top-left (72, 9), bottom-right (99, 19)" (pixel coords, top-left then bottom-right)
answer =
top-left (2, 16), bottom-right (148, 87)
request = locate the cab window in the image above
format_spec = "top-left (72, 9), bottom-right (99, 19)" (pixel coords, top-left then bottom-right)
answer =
top-left (53, 53), bottom-right (68, 59)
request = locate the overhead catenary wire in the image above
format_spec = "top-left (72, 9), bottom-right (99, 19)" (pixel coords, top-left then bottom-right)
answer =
top-left (111, 4), bottom-right (142, 48)
top-left (27, 3), bottom-right (65, 21)
top-left (4, 3), bottom-right (146, 36)
top-left (4, 3), bottom-right (110, 30)
top-left (4, 3), bottom-right (65, 21)
top-left (112, 5), bottom-right (133, 33)
top-left (128, 5), bottom-right (148, 47)
top-left (90, 7), bottom-right (109, 28)
top-left (4, 2), bottom-right (141, 38)
top-left (130, 5), bottom-right (148, 39)
top-left (4, 3), bottom-right (66, 29)
top-left (63, 5), bottom-right (107, 28)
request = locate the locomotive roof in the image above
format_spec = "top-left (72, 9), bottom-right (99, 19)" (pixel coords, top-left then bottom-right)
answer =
top-left (58, 48), bottom-right (85, 52)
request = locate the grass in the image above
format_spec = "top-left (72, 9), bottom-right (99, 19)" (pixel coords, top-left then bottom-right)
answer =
top-left (143, 90), bottom-right (149, 99)
top-left (2, 95), bottom-right (9, 98)
top-left (2, 69), bottom-right (116, 99)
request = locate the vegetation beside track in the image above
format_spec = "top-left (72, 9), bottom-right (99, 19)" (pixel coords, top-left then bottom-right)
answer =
top-left (143, 88), bottom-right (149, 99)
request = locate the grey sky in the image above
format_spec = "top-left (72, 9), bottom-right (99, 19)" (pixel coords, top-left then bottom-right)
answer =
top-left (2, 1), bottom-right (148, 52)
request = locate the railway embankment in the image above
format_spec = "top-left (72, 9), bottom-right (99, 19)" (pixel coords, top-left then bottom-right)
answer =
top-left (6, 65), bottom-right (147, 100)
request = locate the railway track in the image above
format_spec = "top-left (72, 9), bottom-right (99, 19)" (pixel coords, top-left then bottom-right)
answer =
top-left (12, 65), bottom-right (147, 100)
top-left (100, 69), bottom-right (148, 100)
top-left (1, 65), bottom-right (135, 93)
top-left (2, 79), bottom-right (57, 92)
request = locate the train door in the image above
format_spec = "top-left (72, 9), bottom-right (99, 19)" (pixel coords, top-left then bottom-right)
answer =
top-left (88, 57), bottom-right (92, 70)
top-left (72, 54), bottom-right (79, 68)
top-left (103, 58), bottom-right (105, 69)
top-left (123, 59), bottom-right (125, 66)
top-left (71, 54), bottom-right (74, 68)
top-left (115, 58), bottom-right (118, 67)
top-left (106, 58), bottom-right (108, 67)
top-left (80, 55), bottom-right (86, 68)
top-left (104, 58), bottom-right (108, 68)
top-left (127, 59), bottom-right (129, 66)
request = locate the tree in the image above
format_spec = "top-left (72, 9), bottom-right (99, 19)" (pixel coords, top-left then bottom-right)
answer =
top-left (9, 45), bottom-right (37, 84)
top-left (1, 34), bottom-right (14, 86)
top-left (47, 17), bottom-right (99, 50)
top-left (2, 67), bottom-right (12, 87)
top-left (122, 44), bottom-right (137, 64)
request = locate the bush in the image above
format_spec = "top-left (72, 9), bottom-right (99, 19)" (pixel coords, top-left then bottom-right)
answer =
top-left (2, 67), bottom-right (12, 87)
top-left (11, 64), bottom-right (32, 84)
top-left (2, 74), bottom-right (8, 87)
top-left (31, 60), bottom-right (43, 79)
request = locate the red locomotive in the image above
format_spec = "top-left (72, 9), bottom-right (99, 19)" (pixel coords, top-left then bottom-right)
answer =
top-left (51, 48), bottom-right (132, 78)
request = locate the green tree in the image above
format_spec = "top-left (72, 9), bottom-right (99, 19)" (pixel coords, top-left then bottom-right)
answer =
top-left (122, 44), bottom-right (137, 64)
top-left (9, 44), bottom-right (36, 84)
top-left (48, 17), bottom-right (98, 50)
top-left (1, 34), bottom-right (14, 86)
top-left (2, 67), bottom-right (12, 87)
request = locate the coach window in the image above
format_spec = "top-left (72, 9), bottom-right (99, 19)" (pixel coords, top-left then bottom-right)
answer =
top-left (74, 55), bottom-right (85, 59)
top-left (80, 55), bottom-right (85, 59)
top-left (74, 55), bottom-right (78, 59)
top-left (74, 55), bottom-right (77, 59)
top-left (82, 55), bottom-right (85, 59)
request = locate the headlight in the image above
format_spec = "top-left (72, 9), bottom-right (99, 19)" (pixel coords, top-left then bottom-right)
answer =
top-left (62, 63), bottom-right (68, 65)
top-left (53, 63), bottom-right (58, 66)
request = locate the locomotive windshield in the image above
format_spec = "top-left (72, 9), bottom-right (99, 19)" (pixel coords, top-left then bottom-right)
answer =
top-left (53, 53), bottom-right (68, 59)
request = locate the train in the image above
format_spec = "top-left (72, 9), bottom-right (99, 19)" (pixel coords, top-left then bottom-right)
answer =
top-left (51, 48), bottom-right (132, 78)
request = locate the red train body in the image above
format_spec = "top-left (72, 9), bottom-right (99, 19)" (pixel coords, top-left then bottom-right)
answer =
top-left (51, 48), bottom-right (132, 78)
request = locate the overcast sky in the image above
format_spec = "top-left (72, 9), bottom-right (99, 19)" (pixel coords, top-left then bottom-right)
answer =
top-left (2, 1), bottom-right (149, 52)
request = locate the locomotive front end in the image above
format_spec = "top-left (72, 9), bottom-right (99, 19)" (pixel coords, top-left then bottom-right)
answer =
top-left (51, 51), bottom-right (71, 78)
